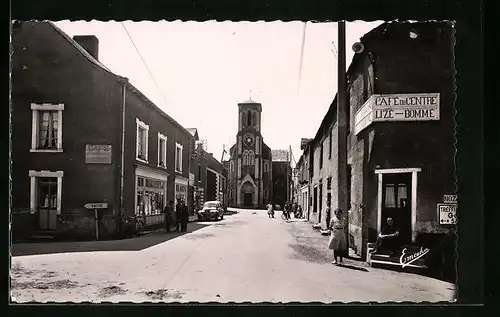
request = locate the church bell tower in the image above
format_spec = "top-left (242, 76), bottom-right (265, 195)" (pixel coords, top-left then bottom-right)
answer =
top-left (234, 99), bottom-right (263, 208)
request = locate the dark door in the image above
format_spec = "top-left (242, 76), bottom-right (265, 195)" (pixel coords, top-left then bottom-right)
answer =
top-left (243, 193), bottom-right (253, 207)
top-left (382, 173), bottom-right (412, 244)
top-left (38, 177), bottom-right (58, 230)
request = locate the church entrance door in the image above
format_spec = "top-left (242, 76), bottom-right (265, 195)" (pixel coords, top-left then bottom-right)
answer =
top-left (243, 193), bottom-right (253, 207)
top-left (241, 181), bottom-right (254, 208)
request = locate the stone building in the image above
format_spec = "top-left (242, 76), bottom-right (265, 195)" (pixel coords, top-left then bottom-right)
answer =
top-left (225, 99), bottom-right (273, 208)
top-left (271, 150), bottom-right (292, 209)
top-left (11, 21), bottom-right (194, 240)
top-left (301, 21), bottom-right (456, 280)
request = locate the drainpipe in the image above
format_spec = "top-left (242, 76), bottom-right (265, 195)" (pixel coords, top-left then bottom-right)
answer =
top-left (118, 77), bottom-right (129, 238)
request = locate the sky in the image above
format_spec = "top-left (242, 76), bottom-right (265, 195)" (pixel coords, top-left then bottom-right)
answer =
top-left (55, 20), bottom-right (383, 166)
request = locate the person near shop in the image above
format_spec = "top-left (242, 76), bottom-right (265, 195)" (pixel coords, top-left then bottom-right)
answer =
top-left (297, 204), bottom-right (303, 218)
top-left (325, 201), bottom-right (332, 231)
top-left (175, 198), bottom-right (183, 232)
top-left (328, 208), bottom-right (347, 265)
top-left (283, 202), bottom-right (290, 220)
top-left (370, 217), bottom-right (400, 255)
top-left (291, 202), bottom-right (298, 218)
top-left (163, 200), bottom-right (174, 233)
top-left (179, 199), bottom-right (189, 232)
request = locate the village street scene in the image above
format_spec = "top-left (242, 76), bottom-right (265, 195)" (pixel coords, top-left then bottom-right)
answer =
top-left (10, 20), bottom-right (457, 303)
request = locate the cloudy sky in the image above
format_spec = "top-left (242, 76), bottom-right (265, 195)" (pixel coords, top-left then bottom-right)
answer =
top-left (55, 20), bottom-right (382, 165)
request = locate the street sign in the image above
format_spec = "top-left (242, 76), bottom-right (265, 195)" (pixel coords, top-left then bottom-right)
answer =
top-left (443, 195), bottom-right (458, 204)
top-left (84, 203), bottom-right (108, 209)
top-left (438, 203), bottom-right (457, 225)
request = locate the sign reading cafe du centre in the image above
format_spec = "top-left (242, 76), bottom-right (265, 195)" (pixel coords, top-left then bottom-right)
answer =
top-left (354, 93), bottom-right (440, 135)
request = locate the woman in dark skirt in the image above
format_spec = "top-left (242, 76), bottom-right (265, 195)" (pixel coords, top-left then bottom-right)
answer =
top-left (328, 208), bottom-right (347, 265)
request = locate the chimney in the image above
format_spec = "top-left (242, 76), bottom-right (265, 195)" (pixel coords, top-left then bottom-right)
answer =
top-left (73, 35), bottom-right (99, 60)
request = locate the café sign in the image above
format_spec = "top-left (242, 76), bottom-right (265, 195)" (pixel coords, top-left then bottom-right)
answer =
top-left (354, 93), bottom-right (440, 135)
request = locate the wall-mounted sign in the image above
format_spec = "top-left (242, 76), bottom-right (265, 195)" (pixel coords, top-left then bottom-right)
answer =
top-left (443, 194), bottom-right (458, 204)
top-left (84, 202), bottom-right (108, 209)
top-left (438, 203), bottom-right (457, 225)
top-left (85, 144), bottom-right (112, 164)
top-left (355, 93), bottom-right (440, 135)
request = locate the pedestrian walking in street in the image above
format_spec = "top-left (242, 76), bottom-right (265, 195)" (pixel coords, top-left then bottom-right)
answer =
top-left (267, 202), bottom-right (275, 218)
top-left (163, 200), bottom-right (174, 233)
top-left (297, 205), bottom-right (303, 219)
top-left (328, 207), bottom-right (347, 265)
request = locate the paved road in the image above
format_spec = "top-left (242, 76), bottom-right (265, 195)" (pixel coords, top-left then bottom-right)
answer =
top-left (10, 209), bottom-right (456, 303)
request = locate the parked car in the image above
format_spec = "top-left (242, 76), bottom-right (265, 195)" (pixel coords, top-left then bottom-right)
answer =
top-left (197, 201), bottom-right (225, 221)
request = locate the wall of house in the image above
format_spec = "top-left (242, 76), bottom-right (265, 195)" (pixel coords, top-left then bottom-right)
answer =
top-left (271, 162), bottom-right (288, 208)
top-left (310, 127), bottom-right (338, 228)
top-left (347, 22), bottom-right (455, 257)
top-left (11, 22), bottom-right (122, 240)
top-left (122, 87), bottom-right (192, 220)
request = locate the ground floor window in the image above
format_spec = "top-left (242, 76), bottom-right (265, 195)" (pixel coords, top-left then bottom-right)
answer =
top-left (175, 183), bottom-right (187, 204)
top-left (136, 176), bottom-right (166, 217)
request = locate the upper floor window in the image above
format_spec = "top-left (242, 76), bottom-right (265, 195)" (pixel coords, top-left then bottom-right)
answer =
top-left (175, 142), bottom-right (183, 173)
top-left (247, 110), bottom-right (252, 126)
top-left (328, 128), bottom-right (333, 159)
top-left (320, 144), bottom-right (324, 169)
top-left (30, 103), bottom-right (64, 152)
top-left (136, 118), bottom-right (149, 163)
top-left (158, 133), bottom-right (167, 168)
top-left (243, 150), bottom-right (255, 166)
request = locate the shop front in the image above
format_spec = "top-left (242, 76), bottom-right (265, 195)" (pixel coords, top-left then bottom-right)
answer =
top-left (174, 176), bottom-right (189, 209)
top-left (135, 166), bottom-right (169, 227)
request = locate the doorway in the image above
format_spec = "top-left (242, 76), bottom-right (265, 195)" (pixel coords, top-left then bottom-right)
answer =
top-left (381, 173), bottom-right (412, 244)
top-left (243, 193), bottom-right (253, 207)
top-left (37, 177), bottom-right (58, 230)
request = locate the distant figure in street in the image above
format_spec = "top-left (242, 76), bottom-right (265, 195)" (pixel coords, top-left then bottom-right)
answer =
top-left (328, 208), bottom-right (347, 265)
top-left (180, 200), bottom-right (189, 232)
top-left (163, 200), bottom-right (174, 233)
top-left (266, 202), bottom-right (275, 218)
top-left (175, 199), bottom-right (183, 232)
top-left (292, 202), bottom-right (298, 218)
top-left (325, 201), bottom-right (331, 230)
top-left (370, 217), bottom-right (400, 255)
top-left (297, 205), bottom-right (303, 219)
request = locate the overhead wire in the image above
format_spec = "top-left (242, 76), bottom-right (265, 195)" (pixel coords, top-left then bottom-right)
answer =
top-left (121, 22), bottom-right (169, 107)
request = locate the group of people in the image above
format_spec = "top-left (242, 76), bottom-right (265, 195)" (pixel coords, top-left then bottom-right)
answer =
top-left (266, 201), bottom-right (304, 220)
top-left (162, 198), bottom-right (189, 233)
top-left (325, 201), bottom-right (401, 266)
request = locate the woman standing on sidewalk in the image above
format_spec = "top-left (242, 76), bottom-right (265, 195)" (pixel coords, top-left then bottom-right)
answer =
top-left (328, 208), bottom-right (347, 265)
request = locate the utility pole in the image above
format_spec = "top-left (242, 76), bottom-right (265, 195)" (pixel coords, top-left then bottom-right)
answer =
top-left (336, 21), bottom-right (349, 250)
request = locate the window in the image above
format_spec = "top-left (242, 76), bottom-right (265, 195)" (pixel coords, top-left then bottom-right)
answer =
top-left (136, 118), bottom-right (149, 162)
top-left (327, 177), bottom-right (332, 190)
top-left (29, 170), bottom-right (63, 215)
top-left (175, 142), bottom-right (183, 173)
top-left (157, 133), bottom-right (167, 168)
top-left (31, 103), bottom-right (64, 152)
top-left (329, 128), bottom-right (332, 159)
top-left (319, 144), bottom-right (324, 169)
top-left (247, 110), bottom-right (252, 126)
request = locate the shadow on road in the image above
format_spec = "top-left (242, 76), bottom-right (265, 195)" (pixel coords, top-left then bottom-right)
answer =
top-left (338, 264), bottom-right (369, 272)
top-left (12, 222), bottom-right (210, 257)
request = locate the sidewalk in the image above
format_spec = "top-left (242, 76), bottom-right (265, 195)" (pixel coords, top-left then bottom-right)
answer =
top-left (12, 221), bottom-right (210, 257)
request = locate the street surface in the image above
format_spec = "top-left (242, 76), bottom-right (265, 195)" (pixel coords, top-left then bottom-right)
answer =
top-left (11, 208), bottom-right (456, 303)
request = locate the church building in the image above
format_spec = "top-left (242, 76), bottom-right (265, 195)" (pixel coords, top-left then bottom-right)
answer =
top-left (225, 99), bottom-right (273, 209)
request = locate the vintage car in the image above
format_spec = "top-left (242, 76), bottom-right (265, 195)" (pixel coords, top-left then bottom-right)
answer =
top-left (197, 201), bottom-right (225, 221)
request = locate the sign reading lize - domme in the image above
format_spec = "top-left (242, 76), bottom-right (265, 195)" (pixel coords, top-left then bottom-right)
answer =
top-left (354, 93), bottom-right (440, 135)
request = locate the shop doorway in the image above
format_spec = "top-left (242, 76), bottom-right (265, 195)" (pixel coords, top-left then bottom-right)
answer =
top-left (37, 177), bottom-right (58, 230)
top-left (381, 173), bottom-right (412, 244)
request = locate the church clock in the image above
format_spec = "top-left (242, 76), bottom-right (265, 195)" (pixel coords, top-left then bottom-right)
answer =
top-left (244, 134), bottom-right (254, 147)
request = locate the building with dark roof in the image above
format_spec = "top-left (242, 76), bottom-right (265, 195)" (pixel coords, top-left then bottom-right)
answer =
top-left (297, 21), bottom-right (456, 280)
top-left (11, 21), bottom-right (196, 240)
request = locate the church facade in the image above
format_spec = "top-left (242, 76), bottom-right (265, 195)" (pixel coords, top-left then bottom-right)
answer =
top-left (225, 100), bottom-right (273, 209)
